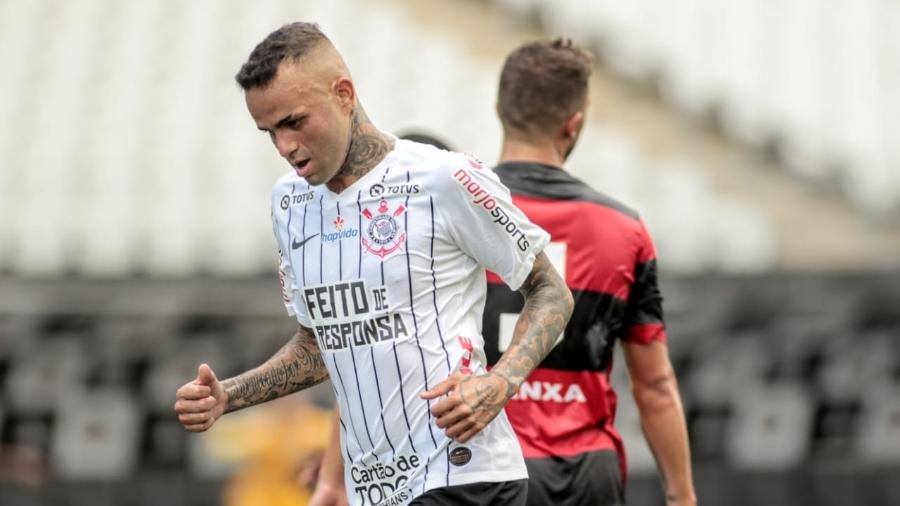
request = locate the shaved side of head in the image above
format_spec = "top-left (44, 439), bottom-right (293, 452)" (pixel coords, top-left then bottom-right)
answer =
top-left (236, 22), bottom-right (350, 91)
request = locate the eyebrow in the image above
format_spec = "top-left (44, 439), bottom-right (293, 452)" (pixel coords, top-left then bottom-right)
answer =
top-left (258, 113), bottom-right (304, 132)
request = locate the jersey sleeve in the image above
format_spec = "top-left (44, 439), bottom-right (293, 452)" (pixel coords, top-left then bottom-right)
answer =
top-left (435, 156), bottom-right (550, 290)
top-left (622, 220), bottom-right (667, 343)
top-left (271, 202), bottom-right (313, 327)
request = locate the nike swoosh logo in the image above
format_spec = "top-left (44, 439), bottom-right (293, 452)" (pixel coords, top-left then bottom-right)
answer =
top-left (291, 234), bottom-right (319, 250)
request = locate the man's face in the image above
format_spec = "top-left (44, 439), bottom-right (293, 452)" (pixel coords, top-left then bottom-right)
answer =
top-left (245, 62), bottom-right (353, 186)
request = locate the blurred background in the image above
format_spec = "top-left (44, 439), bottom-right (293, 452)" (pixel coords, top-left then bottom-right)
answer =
top-left (1, 0), bottom-right (899, 505)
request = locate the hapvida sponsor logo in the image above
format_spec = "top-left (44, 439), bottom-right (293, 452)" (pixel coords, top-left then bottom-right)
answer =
top-left (322, 228), bottom-right (359, 243)
top-left (452, 169), bottom-right (531, 252)
top-left (321, 215), bottom-right (359, 242)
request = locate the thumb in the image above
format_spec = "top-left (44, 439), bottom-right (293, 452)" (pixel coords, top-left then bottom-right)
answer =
top-left (420, 374), bottom-right (461, 400)
top-left (196, 363), bottom-right (218, 386)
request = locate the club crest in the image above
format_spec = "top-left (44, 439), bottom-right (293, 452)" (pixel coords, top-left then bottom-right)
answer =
top-left (361, 199), bottom-right (407, 258)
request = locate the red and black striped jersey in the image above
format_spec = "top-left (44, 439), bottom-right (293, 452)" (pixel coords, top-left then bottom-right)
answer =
top-left (483, 161), bottom-right (667, 480)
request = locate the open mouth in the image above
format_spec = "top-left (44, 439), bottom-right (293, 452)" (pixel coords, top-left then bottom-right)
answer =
top-left (294, 159), bottom-right (310, 169)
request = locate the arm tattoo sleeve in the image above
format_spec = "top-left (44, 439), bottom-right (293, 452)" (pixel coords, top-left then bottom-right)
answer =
top-left (222, 325), bottom-right (329, 413)
top-left (490, 252), bottom-right (574, 398)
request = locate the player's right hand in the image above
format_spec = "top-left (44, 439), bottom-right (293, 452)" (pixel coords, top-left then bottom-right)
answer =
top-left (174, 363), bottom-right (227, 432)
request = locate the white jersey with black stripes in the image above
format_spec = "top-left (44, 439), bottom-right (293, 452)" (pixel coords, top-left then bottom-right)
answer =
top-left (270, 139), bottom-right (548, 506)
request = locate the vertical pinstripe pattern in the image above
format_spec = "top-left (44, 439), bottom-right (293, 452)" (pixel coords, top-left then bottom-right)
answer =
top-left (404, 170), bottom-right (438, 492)
top-left (332, 382), bottom-right (353, 464)
top-left (331, 356), bottom-right (367, 463)
top-left (358, 190), bottom-right (397, 458)
top-left (300, 186), bottom-right (309, 286)
top-left (429, 195), bottom-right (453, 486)
top-left (338, 200), bottom-right (378, 461)
top-left (429, 195), bottom-right (453, 374)
top-left (318, 195), bottom-right (324, 285)
top-left (320, 198), bottom-right (369, 462)
top-left (336, 201), bottom-right (343, 280)
top-left (380, 165), bottom-right (418, 453)
top-left (286, 184), bottom-right (296, 285)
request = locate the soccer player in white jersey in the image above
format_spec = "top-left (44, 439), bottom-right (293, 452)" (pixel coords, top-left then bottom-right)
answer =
top-left (173, 22), bottom-right (573, 506)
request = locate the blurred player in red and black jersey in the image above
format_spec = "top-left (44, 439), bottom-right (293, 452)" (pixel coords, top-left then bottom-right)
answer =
top-left (483, 39), bottom-right (696, 506)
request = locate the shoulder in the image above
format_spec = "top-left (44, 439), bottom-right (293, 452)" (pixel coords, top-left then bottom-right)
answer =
top-left (494, 161), bottom-right (641, 221)
top-left (271, 171), bottom-right (304, 199)
top-left (390, 139), bottom-right (479, 183)
top-left (575, 188), bottom-right (647, 243)
top-left (394, 139), bottom-right (466, 173)
top-left (577, 187), bottom-right (642, 223)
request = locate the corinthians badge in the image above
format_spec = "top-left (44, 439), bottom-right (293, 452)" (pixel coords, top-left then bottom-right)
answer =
top-left (361, 199), bottom-right (407, 258)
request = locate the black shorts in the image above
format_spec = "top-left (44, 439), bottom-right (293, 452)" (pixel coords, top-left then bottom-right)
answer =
top-left (524, 450), bottom-right (624, 506)
top-left (410, 479), bottom-right (528, 506)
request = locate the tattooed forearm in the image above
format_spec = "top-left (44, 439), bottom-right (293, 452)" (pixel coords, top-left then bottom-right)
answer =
top-left (328, 107), bottom-right (394, 193)
top-left (491, 252), bottom-right (573, 397)
top-left (222, 325), bottom-right (329, 413)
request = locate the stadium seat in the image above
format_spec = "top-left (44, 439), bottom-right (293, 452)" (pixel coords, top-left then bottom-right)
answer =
top-left (706, 197), bottom-right (777, 272)
top-left (856, 386), bottom-right (900, 464)
top-left (492, 0), bottom-right (543, 20)
top-left (5, 338), bottom-right (89, 416)
top-left (654, 0), bottom-right (716, 117)
top-left (534, 0), bottom-right (580, 43)
top-left (9, 417), bottom-right (53, 455)
top-left (133, 471), bottom-right (189, 506)
top-left (826, 0), bottom-right (896, 215)
top-left (50, 389), bottom-right (141, 479)
top-left (725, 383), bottom-right (814, 469)
top-left (817, 335), bottom-right (898, 404)
top-left (764, 0), bottom-right (830, 181)
top-left (144, 418), bottom-right (189, 468)
top-left (687, 336), bottom-right (768, 407)
top-left (642, 162), bottom-right (718, 273)
top-left (713, 0), bottom-right (769, 148)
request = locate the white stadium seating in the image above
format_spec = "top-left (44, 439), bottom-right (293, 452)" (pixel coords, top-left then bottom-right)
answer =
top-left (14, 0), bottom-right (897, 275)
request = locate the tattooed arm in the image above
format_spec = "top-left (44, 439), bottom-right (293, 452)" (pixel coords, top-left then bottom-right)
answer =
top-left (174, 325), bottom-right (329, 432)
top-left (422, 252), bottom-right (573, 442)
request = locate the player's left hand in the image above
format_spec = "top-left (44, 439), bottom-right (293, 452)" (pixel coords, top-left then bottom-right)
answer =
top-left (421, 372), bottom-right (512, 443)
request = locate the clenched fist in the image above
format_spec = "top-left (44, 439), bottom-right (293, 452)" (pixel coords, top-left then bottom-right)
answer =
top-left (174, 363), bottom-right (227, 432)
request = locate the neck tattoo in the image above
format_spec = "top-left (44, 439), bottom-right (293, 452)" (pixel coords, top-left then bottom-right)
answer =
top-left (332, 109), bottom-right (393, 189)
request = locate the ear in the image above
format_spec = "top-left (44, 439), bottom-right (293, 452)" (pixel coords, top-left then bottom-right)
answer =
top-left (563, 111), bottom-right (584, 140)
top-left (333, 77), bottom-right (355, 113)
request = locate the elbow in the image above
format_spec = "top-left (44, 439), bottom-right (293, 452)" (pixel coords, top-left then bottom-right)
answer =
top-left (632, 368), bottom-right (681, 412)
